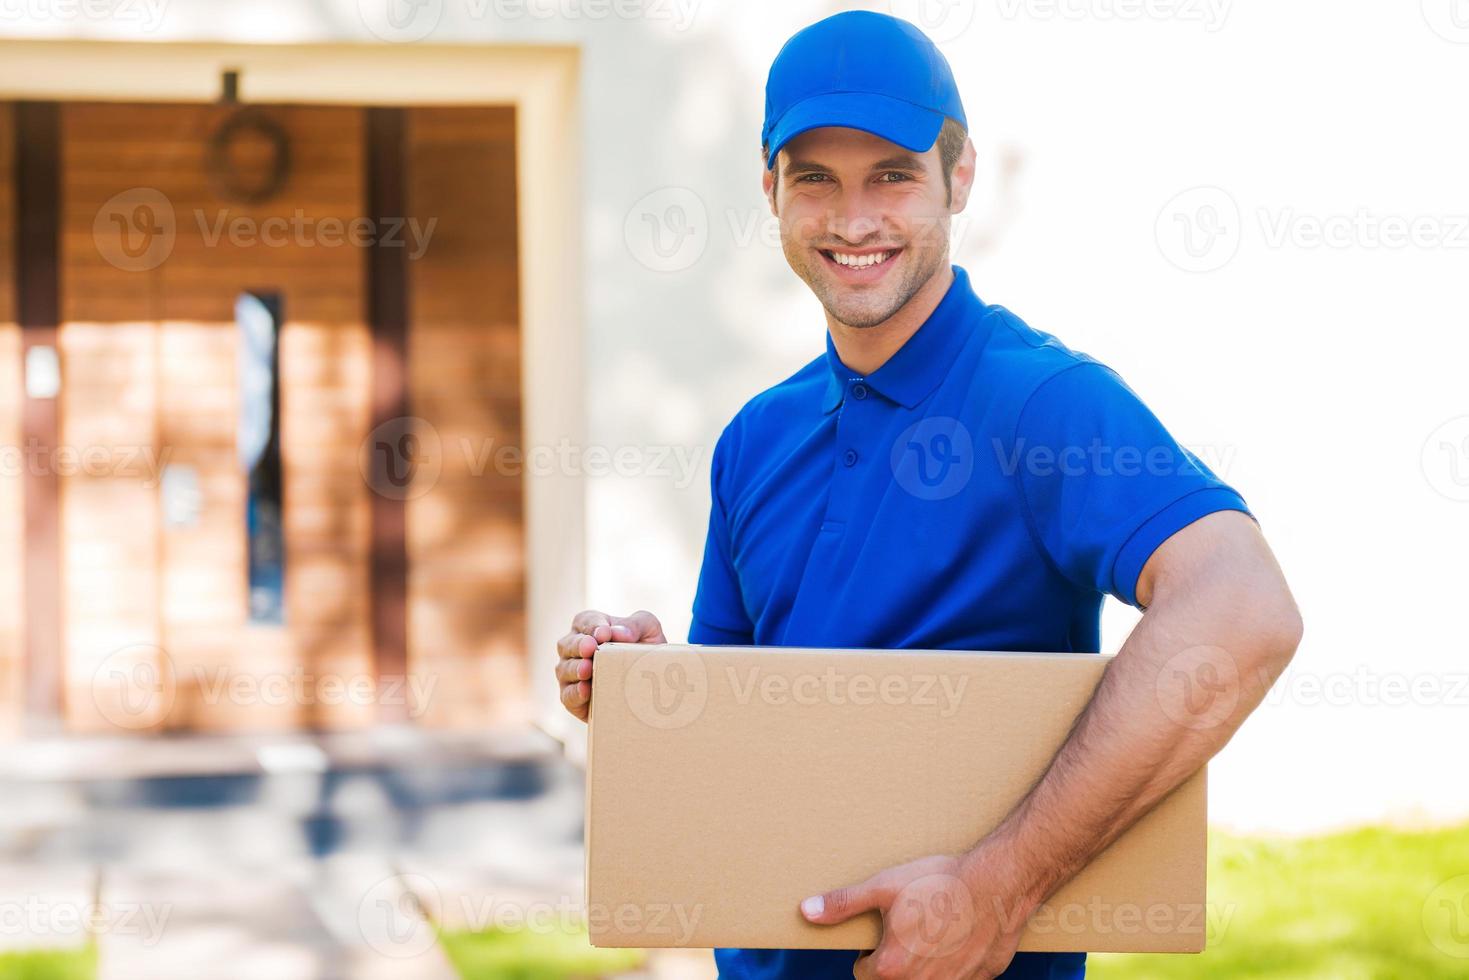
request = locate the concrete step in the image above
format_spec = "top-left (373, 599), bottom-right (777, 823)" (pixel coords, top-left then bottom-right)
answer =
top-left (0, 863), bottom-right (95, 953)
top-left (0, 735), bottom-right (584, 867)
top-left (96, 859), bottom-right (459, 980)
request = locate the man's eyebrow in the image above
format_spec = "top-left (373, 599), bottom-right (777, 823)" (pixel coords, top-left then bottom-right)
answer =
top-left (780, 154), bottom-right (927, 178)
top-left (870, 154), bottom-right (925, 171)
top-left (781, 159), bottom-right (834, 178)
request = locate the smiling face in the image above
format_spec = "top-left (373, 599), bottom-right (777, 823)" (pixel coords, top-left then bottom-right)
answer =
top-left (764, 126), bottom-right (974, 329)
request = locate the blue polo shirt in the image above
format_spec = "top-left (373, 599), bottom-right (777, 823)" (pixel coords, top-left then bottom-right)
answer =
top-left (688, 266), bottom-right (1249, 980)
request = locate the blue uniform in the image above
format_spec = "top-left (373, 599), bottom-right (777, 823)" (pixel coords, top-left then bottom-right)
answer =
top-left (688, 266), bottom-right (1249, 979)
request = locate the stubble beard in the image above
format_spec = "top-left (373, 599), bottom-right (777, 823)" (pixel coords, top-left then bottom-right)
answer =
top-left (784, 234), bottom-right (949, 330)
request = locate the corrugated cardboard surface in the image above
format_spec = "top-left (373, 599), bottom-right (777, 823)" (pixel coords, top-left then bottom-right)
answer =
top-left (586, 643), bottom-right (1206, 953)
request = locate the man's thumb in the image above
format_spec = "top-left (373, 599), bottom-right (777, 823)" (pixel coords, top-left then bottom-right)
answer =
top-left (609, 610), bottom-right (666, 643)
top-left (801, 879), bottom-right (882, 925)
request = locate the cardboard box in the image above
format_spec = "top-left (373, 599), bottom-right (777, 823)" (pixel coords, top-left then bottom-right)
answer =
top-left (586, 643), bottom-right (1206, 953)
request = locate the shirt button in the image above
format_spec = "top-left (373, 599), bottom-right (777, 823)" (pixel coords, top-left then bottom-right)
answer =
top-left (851, 383), bottom-right (869, 400)
top-left (843, 448), bottom-right (859, 467)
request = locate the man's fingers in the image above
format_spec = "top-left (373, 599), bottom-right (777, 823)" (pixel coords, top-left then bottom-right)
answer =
top-left (579, 622), bottom-right (624, 646)
top-left (850, 948), bottom-right (888, 980)
top-left (852, 944), bottom-right (922, 980)
top-left (559, 680), bottom-right (590, 716)
top-left (559, 607), bottom-right (614, 659)
top-left (567, 609), bottom-right (666, 646)
top-left (801, 874), bottom-right (887, 926)
top-left (559, 606), bottom-right (664, 711)
top-left (609, 609), bottom-right (668, 644)
top-left (557, 610), bottom-right (618, 722)
top-left (558, 631), bottom-right (597, 661)
top-left (571, 610), bottom-right (611, 635)
top-left (555, 658), bottom-right (593, 685)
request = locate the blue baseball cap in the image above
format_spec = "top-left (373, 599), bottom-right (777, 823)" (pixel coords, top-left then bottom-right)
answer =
top-left (761, 11), bottom-right (967, 171)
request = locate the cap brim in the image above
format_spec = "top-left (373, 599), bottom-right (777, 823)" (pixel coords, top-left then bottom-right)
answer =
top-left (764, 91), bottom-right (946, 170)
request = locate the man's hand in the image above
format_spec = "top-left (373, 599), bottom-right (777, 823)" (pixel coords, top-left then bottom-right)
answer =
top-left (555, 609), bottom-right (666, 721)
top-left (800, 847), bottom-right (1031, 980)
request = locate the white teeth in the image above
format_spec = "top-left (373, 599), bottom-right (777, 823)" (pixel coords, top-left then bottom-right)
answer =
top-left (830, 250), bottom-right (892, 268)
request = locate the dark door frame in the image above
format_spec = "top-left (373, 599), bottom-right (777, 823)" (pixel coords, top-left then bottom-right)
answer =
top-left (365, 106), bottom-right (410, 725)
top-left (15, 100), bottom-right (62, 732)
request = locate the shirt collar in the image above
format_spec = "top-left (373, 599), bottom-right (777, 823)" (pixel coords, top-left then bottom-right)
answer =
top-left (821, 265), bottom-right (985, 414)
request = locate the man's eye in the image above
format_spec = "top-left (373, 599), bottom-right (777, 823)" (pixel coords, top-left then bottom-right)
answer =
top-left (879, 171), bottom-right (914, 183)
top-left (797, 174), bottom-right (830, 183)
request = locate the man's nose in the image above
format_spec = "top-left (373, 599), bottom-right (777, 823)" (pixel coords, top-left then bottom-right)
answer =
top-left (826, 194), bottom-right (882, 244)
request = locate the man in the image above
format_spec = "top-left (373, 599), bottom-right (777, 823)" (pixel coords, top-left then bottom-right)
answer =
top-left (556, 11), bottom-right (1301, 979)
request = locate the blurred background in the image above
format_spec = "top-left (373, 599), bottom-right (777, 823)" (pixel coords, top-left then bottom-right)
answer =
top-left (0, 0), bottom-right (1466, 977)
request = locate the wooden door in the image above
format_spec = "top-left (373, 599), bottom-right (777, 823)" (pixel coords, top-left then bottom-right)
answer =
top-left (61, 103), bottom-right (374, 732)
top-left (5, 101), bottom-right (526, 734)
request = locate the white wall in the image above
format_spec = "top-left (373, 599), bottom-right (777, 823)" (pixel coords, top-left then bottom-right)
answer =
top-left (4, 0), bottom-right (1465, 834)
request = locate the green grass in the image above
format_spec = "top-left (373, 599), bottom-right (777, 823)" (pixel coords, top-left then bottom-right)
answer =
top-left (439, 823), bottom-right (1469, 979)
top-left (438, 924), bottom-right (645, 980)
top-left (0, 945), bottom-right (95, 980)
top-left (1090, 823), bottom-right (1469, 979)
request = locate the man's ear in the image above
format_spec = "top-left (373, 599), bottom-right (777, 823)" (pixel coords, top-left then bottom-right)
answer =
top-left (762, 157), bottom-right (778, 216)
top-left (948, 137), bottom-right (978, 214)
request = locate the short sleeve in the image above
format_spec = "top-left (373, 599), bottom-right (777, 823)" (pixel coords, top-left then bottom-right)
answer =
top-left (1013, 362), bottom-right (1252, 607)
top-left (690, 426), bottom-right (755, 644)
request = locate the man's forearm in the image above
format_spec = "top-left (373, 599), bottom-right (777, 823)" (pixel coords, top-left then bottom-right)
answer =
top-left (962, 515), bottom-right (1303, 912)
